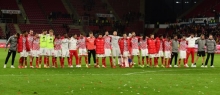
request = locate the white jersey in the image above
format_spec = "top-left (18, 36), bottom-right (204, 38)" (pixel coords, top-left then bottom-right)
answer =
top-left (110, 35), bottom-right (120, 49)
top-left (186, 37), bottom-right (199, 48)
top-left (69, 37), bottom-right (78, 50)
top-left (61, 38), bottom-right (69, 50)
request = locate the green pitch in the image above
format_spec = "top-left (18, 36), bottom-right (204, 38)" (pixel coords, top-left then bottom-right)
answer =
top-left (0, 48), bottom-right (219, 95)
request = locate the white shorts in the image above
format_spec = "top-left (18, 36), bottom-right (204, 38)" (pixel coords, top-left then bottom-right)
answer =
top-left (20, 50), bottom-right (29, 57)
top-left (53, 50), bottom-right (62, 57)
top-left (46, 49), bottom-right (54, 56)
top-left (97, 54), bottom-right (105, 57)
top-left (155, 51), bottom-right (164, 57)
top-left (32, 50), bottom-right (41, 57)
top-left (78, 48), bottom-right (88, 55)
top-left (104, 49), bottom-right (112, 56)
top-left (179, 50), bottom-right (186, 59)
top-left (149, 54), bottom-right (156, 58)
top-left (141, 49), bottom-right (148, 56)
top-left (112, 48), bottom-right (121, 57)
top-left (164, 51), bottom-right (171, 58)
top-left (132, 49), bottom-right (140, 55)
top-left (40, 48), bottom-right (47, 56)
top-left (28, 49), bottom-right (32, 56)
top-left (123, 51), bottom-right (130, 57)
top-left (62, 49), bottom-right (69, 57)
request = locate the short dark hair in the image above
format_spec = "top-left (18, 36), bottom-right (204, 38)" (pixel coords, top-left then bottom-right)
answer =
top-left (16, 33), bottom-right (20, 38)
top-left (42, 29), bottom-right (47, 32)
top-left (22, 30), bottom-right (27, 34)
top-left (159, 34), bottom-right (163, 38)
top-left (150, 34), bottom-right (154, 36)
top-left (89, 32), bottom-right (93, 34)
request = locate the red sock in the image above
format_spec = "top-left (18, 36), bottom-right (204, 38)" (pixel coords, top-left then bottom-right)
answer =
top-left (146, 57), bottom-right (149, 65)
top-left (123, 59), bottom-right (126, 67)
top-left (85, 56), bottom-right (88, 64)
top-left (52, 57), bottom-right (55, 66)
top-left (165, 59), bottom-right (167, 66)
top-left (39, 57), bottom-right (42, 64)
top-left (59, 57), bottom-right (62, 67)
top-left (68, 57), bottom-right (72, 66)
top-left (178, 59), bottom-right (181, 65)
top-left (183, 59), bottom-right (186, 65)
top-left (138, 56), bottom-right (140, 65)
top-left (168, 59), bottom-right (171, 65)
top-left (102, 58), bottom-right (106, 66)
top-left (75, 55), bottom-right (79, 65)
top-left (47, 57), bottom-right (50, 66)
top-left (149, 58), bottom-right (152, 66)
top-left (19, 57), bottom-right (24, 67)
top-left (96, 58), bottom-right (99, 65)
top-left (54, 57), bottom-right (57, 67)
top-left (161, 57), bottom-right (164, 65)
top-left (30, 57), bottom-right (33, 66)
top-left (156, 57), bottom-right (159, 65)
top-left (24, 58), bottom-right (27, 66)
top-left (142, 58), bottom-right (144, 65)
top-left (36, 57), bottom-right (39, 67)
top-left (61, 58), bottom-right (64, 67)
top-left (79, 56), bottom-right (82, 65)
top-left (110, 57), bottom-right (113, 66)
top-left (154, 58), bottom-right (157, 66)
top-left (44, 57), bottom-right (46, 65)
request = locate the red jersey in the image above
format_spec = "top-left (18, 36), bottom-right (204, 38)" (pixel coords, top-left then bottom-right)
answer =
top-left (147, 38), bottom-right (157, 54)
top-left (119, 38), bottom-right (131, 54)
top-left (95, 37), bottom-right (105, 54)
top-left (130, 37), bottom-right (139, 49)
top-left (159, 39), bottom-right (164, 51)
top-left (78, 37), bottom-right (86, 49)
top-left (103, 36), bottom-right (111, 49)
top-left (54, 38), bottom-right (62, 50)
top-left (179, 40), bottom-right (187, 51)
top-left (22, 37), bottom-right (27, 50)
top-left (164, 40), bottom-right (171, 51)
top-left (32, 38), bottom-right (40, 50)
top-left (86, 37), bottom-right (96, 50)
top-left (124, 39), bottom-right (129, 51)
top-left (139, 39), bottom-right (147, 49)
top-left (27, 34), bottom-right (34, 50)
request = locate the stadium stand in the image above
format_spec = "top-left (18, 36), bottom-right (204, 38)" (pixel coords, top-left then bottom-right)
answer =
top-left (0, 0), bottom-right (19, 10)
top-left (22, 0), bottom-right (46, 23)
top-left (186, 0), bottom-right (220, 18)
top-left (7, 23), bottom-right (17, 35)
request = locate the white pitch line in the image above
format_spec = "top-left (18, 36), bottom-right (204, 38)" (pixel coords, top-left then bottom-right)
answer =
top-left (0, 74), bottom-right (219, 77)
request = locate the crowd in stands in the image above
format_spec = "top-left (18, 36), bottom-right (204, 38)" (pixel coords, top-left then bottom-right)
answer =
top-left (166, 24), bottom-right (220, 44)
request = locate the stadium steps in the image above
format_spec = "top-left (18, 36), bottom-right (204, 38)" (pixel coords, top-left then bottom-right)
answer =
top-left (68, 25), bottom-right (84, 34)
top-left (61, 0), bottom-right (73, 14)
top-left (65, 0), bottom-right (80, 20)
top-left (0, 24), bottom-right (6, 37)
top-left (16, 0), bottom-right (30, 24)
top-left (13, 24), bottom-right (21, 34)
top-left (152, 28), bottom-right (159, 34)
top-left (140, 0), bottom-right (145, 17)
top-left (101, 0), bottom-right (120, 20)
top-left (178, 0), bottom-right (204, 19)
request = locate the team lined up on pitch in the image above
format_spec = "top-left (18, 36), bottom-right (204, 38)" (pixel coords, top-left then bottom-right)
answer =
top-left (4, 30), bottom-right (217, 68)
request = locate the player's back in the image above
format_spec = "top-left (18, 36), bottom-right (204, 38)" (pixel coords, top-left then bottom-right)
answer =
top-left (61, 38), bottom-right (69, 50)
top-left (110, 35), bottom-right (120, 49)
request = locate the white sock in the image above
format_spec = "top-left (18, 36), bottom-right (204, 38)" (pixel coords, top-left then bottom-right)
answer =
top-left (118, 58), bottom-right (121, 65)
top-left (113, 58), bottom-right (116, 63)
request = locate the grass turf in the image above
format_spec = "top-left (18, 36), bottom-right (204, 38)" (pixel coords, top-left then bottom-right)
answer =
top-left (0, 48), bottom-right (220, 95)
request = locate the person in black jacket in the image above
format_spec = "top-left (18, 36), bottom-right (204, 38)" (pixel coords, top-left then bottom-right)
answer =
top-left (4, 33), bottom-right (20, 68)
